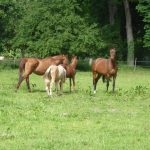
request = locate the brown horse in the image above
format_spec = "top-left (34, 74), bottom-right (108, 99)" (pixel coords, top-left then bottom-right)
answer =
top-left (16, 54), bottom-right (68, 92)
top-left (65, 56), bottom-right (78, 92)
top-left (92, 48), bottom-right (117, 93)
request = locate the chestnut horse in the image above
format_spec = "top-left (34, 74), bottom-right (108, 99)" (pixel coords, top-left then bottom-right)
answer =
top-left (92, 48), bottom-right (117, 93)
top-left (65, 56), bottom-right (78, 92)
top-left (16, 55), bottom-right (68, 92)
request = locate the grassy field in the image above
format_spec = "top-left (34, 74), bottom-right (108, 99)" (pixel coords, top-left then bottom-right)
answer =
top-left (0, 67), bottom-right (150, 150)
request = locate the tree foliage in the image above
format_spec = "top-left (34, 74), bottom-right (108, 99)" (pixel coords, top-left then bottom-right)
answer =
top-left (0, 0), bottom-right (20, 52)
top-left (11, 0), bottom-right (105, 57)
top-left (137, 0), bottom-right (150, 48)
top-left (0, 0), bottom-right (149, 61)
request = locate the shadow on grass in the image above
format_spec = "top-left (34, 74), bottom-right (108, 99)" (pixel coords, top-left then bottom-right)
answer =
top-left (63, 90), bottom-right (78, 94)
top-left (31, 89), bottom-right (46, 93)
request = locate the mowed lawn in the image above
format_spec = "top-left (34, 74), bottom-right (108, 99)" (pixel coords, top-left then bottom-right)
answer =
top-left (0, 67), bottom-right (150, 150)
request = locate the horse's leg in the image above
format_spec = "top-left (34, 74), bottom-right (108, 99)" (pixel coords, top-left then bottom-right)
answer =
top-left (55, 81), bottom-right (59, 94)
top-left (23, 69), bottom-right (33, 92)
top-left (45, 80), bottom-right (50, 95)
top-left (72, 75), bottom-right (75, 91)
top-left (16, 73), bottom-right (32, 92)
top-left (46, 83), bottom-right (50, 95)
top-left (16, 59), bottom-right (25, 92)
top-left (48, 82), bottom-right (51, 96)
top-left (106, 78), bottom-right (109, 92)
top-left (93, 72), bottom-right (97, 94)
top-left (54, 83), bottom-right (57, 91)
top-left (17, 62), bottom-right (35, 92)
top-left (112, 76), bottom-right (116, 92)
top-left (16, 72), bottom-right (32, 91)
top-left (50, 81), bottom-right (54, 96)
top-left (93, 72), bottom-right (101, 94)
top-left (95, 74), bottom-right (101, 93)
top-left (16, 74), bottom-right (24, 92)
top-left (69, 78), bottom-right (72, 92)
top-left (60, 81), bottom-right (63, 94)
top-left (26, 77), bottom-right (31, 92)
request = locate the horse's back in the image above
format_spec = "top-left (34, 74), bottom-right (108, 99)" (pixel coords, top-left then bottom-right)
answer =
top-left (45, 65), bottom-right (66, 82)
top-left (19, 57), bottom-right (39, 73)
top-left (44, 65), bottom-right (58, 81)
top-left (92, 58), bottom-right (108, 75)
top-left (34, 58), bottom-right (55, 75)
top-left (58, 65), bottom-right (66, 81)
top-left (92, 57), bottom-right (117, 77)
top-left (34, 57), bottom-right (66, 75)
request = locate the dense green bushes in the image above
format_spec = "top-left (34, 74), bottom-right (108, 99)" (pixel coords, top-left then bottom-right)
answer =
top-left (0, 59), bottom-right (19, 70)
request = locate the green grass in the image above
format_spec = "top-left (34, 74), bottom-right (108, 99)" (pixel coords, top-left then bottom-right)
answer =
top-left (0, 67), bottom-right (150, 150)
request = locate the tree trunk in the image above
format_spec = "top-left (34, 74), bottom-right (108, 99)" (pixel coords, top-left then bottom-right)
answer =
top-left (108, 0), bottom-right (117, 25)
top-left (123, 0), bottom-right (134, 66)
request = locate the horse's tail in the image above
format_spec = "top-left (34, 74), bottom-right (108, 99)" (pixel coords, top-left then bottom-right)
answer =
top-left (18, 58), bottom-right (27, 78)
top-left (43, 66), bottom-right (51, 79)
top-left (63, 69), bottom-right (66, 83)
top-left (89, 58), bottom-right (94, 66)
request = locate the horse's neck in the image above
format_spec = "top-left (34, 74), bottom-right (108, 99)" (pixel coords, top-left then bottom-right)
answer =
top-left (70, 60), bottom-right (77, 69)
top-left (109, 58), bottom-right (116, 69)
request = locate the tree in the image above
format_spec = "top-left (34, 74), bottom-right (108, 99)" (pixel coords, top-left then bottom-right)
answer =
top-left (0, 1), bottom-right (20, 53)
top-left (137, 0), bottom-right (150, 48)
top-left (108, 0), bottom-right (117, 25)
top-left (12, 0), bottom-right (105, 57)
top-left (123, 0), bottom-right (135, 66)
top-left (0, 0), bottom-right (147, 61)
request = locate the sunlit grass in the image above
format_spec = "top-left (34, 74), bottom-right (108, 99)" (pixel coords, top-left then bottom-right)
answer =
top-left (0, 67), bottom-right (150, 149)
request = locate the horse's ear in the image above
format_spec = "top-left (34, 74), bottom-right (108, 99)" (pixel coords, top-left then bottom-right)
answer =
top-left (110, 48), bottom-right (116, 52)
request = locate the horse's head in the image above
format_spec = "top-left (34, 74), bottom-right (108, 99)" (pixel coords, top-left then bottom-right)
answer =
top-left (70, 55), bottom-right (78, 68)
top-left (52, 54), bottom-right (68, 65)
top-left (71, 55), bottom-right (77, 63)
top-left (62, 54), bottom-right (68, 65)
top-left (110, 48), bottom-right (116, 60)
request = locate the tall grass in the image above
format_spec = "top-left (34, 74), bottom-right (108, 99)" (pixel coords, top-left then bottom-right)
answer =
top-left (0, 67), bottom-right (150, 150)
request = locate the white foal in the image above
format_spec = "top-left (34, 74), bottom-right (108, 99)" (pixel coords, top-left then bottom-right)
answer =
top-left (43, 65), bottom-right (66, 96)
